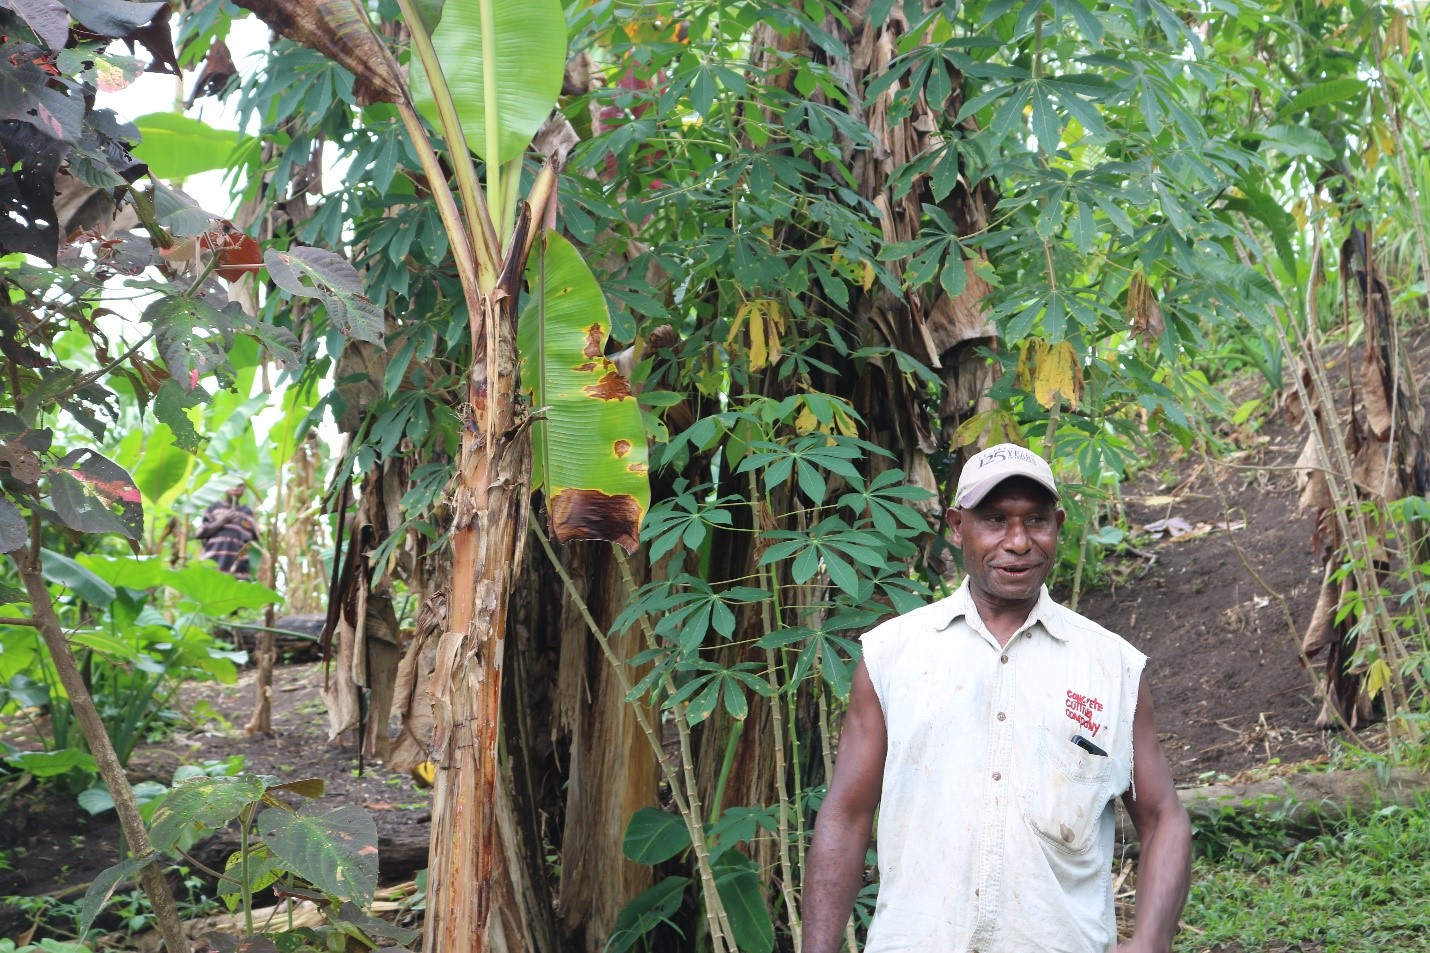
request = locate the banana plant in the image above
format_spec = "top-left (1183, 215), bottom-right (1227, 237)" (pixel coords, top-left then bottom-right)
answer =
top-left (227, 1), bottom-right (650, 949)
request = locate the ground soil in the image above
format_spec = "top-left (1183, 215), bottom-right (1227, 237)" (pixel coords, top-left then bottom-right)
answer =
top-left (1074, 418), bottom-right (1333, 784)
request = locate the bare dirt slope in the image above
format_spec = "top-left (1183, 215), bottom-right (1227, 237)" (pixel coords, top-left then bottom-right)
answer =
top-left (1075, 428), bottom-right (1331, 784)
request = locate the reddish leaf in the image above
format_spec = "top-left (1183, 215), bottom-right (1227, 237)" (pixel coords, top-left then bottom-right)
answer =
top-left (46, 448), bottom-right (142, 540)
top-left (200, 222), bottom-right (262, 283)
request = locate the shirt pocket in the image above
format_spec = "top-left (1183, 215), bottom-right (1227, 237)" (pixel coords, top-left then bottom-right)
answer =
top-left (1017, 725), bottom-right (1113, 855)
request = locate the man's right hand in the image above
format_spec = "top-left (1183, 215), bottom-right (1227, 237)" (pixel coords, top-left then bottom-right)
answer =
top-left (799, 660), bottom-right (887, 953)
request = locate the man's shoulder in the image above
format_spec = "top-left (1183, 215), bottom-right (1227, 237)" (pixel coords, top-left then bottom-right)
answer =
top-left (860, 592), bottom-right (963, 645)
top-left (1045, 599), bottom-right (1145, 661)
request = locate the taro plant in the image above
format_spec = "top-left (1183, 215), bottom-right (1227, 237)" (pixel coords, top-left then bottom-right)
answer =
top-left (78, 773), bottom-right (416, 951)
top-left (0, 554), bottom-right (269, 797)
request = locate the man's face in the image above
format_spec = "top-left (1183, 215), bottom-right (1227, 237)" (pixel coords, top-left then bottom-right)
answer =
top-left (946, 477), bottom-right (1064, 606)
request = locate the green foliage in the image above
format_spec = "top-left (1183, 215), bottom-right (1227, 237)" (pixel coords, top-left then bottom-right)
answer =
top-left (622, 807), bottom-right (690, 865)
top-left (184, 0), bottom-right (1430, 948)
top-left (0, 554), bottom-right (267, 797)
top-left (1185, 804), bottom-right (1430, 951)
top-left (81, 772), bottom-right (412, 951)
top-left (518, 231), bottom-right (651, 548)
top-left (131, 112), bottom-right (246, 180)
top-left (407, 0), bottom-right (568, 164)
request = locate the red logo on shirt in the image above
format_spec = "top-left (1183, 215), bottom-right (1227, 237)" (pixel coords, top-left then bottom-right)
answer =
top-left (1065, 690), bottom-right (1104, 737)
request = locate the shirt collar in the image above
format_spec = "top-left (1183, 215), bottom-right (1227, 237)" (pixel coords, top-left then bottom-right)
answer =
top-left (935, 578), bottom-right (1068, 642)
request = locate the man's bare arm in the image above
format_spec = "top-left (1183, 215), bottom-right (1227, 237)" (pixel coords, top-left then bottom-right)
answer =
top-left (1117, 674), bottom-right (1192, 953)
top-left (800, 660), bottom-right (886, 953)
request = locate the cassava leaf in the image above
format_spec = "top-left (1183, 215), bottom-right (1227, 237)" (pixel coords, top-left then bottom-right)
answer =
top-left (622, 807), bottom-right (691, 865)
top-left (228, 0), bottom-right (402, 105)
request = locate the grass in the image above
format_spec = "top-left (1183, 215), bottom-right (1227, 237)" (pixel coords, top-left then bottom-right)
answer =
top-left (1179, 802), bottom-right (1430, 952)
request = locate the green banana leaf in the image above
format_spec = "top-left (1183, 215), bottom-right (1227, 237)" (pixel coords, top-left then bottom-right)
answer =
top-left (408, 0), bottom-right (567, 164)
top-left (132, 112), bottom-right (244, 180)
top-left (518, 232), bottom-right (649, 553)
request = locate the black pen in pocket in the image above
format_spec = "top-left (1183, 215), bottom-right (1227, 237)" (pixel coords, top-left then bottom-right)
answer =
top-left (1070, 734), bottom-right (1108, 757)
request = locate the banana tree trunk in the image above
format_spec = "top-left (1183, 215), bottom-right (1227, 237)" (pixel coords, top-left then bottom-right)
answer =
top-left (426, 289), bottom-right (532, 952)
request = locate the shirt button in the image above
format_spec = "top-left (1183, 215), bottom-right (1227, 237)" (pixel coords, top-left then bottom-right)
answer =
top-left (992, 771), bottom-right (1001, 780)
top-left (1000, 654), bottom-right (1009, 664)
top-left (997, 712), bottom-right (1006, 721)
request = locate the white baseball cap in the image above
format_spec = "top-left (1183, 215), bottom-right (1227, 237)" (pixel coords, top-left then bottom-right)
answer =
top-left (954, 443), bottom-right (1059, 509)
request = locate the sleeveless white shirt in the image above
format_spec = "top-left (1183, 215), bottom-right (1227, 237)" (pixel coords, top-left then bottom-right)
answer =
top-left (860, 581), bottom-right (1146, 953)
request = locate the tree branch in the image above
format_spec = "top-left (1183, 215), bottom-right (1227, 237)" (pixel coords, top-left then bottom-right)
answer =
top-left (13, 537), bottom-right (188, 953)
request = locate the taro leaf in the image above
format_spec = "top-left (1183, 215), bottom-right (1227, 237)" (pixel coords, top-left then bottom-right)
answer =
top-left (265, 246), bottom-right (383, 345)
top-left (40, 547), bottom-right (117, 605)
top-left (622, 807), bottom-right (690, 864)
top-left (228, 0), bottom-right (401, 106)
top-left (0, 0), bottom-right (70, 49)
top-left (518, 231), bottom-right (649, 552)
top-left (47, 448), bottom-right (142, 539)
top-left (163, 561), bottom-right (280, 613)
top-left (148, 774), bottom-right (267, 854)
top-left (713, 850), bottom-right (774, 953)
top-left (151, 180), bottom-right (219, 238)
top-left (257, 801), bottom-right (379, 903)
top-left (133, 112), bottom-right (242, 180)
top-left (0, 119), bottom-right (65, 261)
top-left (62, 0), bottom-right (166, 36)
top-left (153, 379), bottom-right (205, 452)
top-left (0, 498), bottom-right (26, 553)
top-left (131, 424), bottom-right (190, 501)
top-left (408, 0), bottom-right (566, 164)
top-left (606, 877), bottom-right (690, 953)
top-left (79, 852), bottom-right (154, 937)
top-left (5, 747), bottom-right (97, 777)
top-left (0, 674), bottom-right (46, 706)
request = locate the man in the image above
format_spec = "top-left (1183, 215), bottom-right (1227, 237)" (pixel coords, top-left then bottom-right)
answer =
top-left (802, 444), bottom-right (1191, 953)
top-left (197, 483), bottom-right (258, 580)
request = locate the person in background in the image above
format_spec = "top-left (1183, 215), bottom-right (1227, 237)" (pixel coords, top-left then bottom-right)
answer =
top-left (800, 443), bottom-right (1191, 953)
top-left (197, 483), bottom-right (258, 580)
